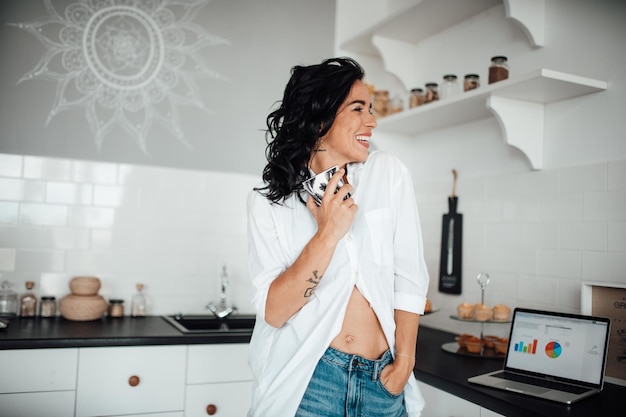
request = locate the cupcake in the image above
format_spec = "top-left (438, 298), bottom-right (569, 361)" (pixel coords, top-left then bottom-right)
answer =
top-left (457, 302), bottom-right (474, 319)
top-left (455, 333), bottom-right (474, 349)
top-left (474, 304), bottom-right (493, 321)
top-left (464, 336), bottom-right (485, 353)
top-left (482, 335), bottom-right (499, 349)
top-left (493, 304), bottom-right (511, 321)
top-left (494, 338), bottom-right (509, 355)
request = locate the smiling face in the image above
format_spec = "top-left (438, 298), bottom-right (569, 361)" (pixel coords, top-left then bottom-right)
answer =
top-left (309, 79), bottom-right (377, 173)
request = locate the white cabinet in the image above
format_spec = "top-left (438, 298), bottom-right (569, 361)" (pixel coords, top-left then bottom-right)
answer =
top-left (0, 348), bottom-right (78, 417)
top-left (481, 408), bottom-right (506, 417)
top-left (417, 381), bottom-right (505, 417)
top-left (417, 380), bottom-right (481, 417)
top-left (0, 343), bottom-right (251, 417)
top-left (76, 345), bottom-right (186, 417)
top-left (335, 0), bottom-right (607, 170)
top-left (185, 344), bottom-right (253, 417)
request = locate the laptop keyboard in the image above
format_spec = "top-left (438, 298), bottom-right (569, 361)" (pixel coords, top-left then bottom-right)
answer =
top-left (491, 371), bottom-right (590, 394)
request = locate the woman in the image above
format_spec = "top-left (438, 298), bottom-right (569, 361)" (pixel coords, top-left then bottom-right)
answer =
top-left (247, 57), bottom-right (429, 417)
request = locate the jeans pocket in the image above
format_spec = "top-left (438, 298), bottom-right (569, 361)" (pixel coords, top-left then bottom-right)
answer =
top-left (376, 378), bottom-right (403, 399)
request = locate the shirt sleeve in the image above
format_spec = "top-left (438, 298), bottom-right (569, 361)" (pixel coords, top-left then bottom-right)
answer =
top-left (391, 158), bottom-right (430, 314)
top-left (246, 189), bottom-right (287, 322)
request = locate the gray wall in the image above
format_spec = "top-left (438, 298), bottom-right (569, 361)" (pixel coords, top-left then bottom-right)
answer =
top-left (0, 0), bottom-right (335, 177)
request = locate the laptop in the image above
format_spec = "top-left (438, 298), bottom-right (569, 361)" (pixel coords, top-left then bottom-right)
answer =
top-left (468, 307), bottom-right (611, 404)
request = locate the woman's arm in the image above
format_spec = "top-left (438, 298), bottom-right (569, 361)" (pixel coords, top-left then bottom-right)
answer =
top-left (379, 310), bottom-right (420, 394)
top-left (264, 170), bottom-right (357, 328)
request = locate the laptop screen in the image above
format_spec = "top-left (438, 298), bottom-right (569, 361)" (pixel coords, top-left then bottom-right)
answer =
top-left (504, 308), bottom-right (610, 386)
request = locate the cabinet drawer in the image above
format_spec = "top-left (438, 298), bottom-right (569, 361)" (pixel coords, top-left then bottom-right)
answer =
top-left (113, 413), bottom-right (183, 417)
top-left (187, 344), bottom-right (251, 384)
top-left (0, 391), bottom-right (75, 417)
top-left (185, 381), bottom-right (252, 417)
top-left (76, 345), bottom-right (186, 417)
top-left (417, 381), bottom-right (481, 417)
top-left (0, 348), bottom-right (78, 393)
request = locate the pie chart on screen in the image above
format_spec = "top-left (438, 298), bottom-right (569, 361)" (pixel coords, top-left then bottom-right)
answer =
top-left (545, 341), bottom-right (562, 358)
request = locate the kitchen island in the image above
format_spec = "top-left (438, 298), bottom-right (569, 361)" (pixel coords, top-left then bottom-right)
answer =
top-left (1, 316), bottom-right (623, 417)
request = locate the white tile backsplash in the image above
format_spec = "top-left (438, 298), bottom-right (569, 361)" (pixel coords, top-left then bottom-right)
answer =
top-left (536, 250), bottom-right (582, 279)
top-left (559, 222), bottom-right (607, 251)
top-left (0, 248), bottom-right (16, 271)
top-left (0, 154), bottom-right (22, 177)
top-left (24, 156), bottom-right (72, 181)
top-left (608, 160), bottom-right (626, 190)
top-left (0, 202), bottom-right (19, 224)
top-left (20, 203), bottom-right (68, 226)
top-left (416, 159), bottom-right (626, 334)
top-left (538, 193), bottom-right (584, 222)
top-left (583, 191), bottom-right (626, 221)
top-left (1, 153), bottom-right (625, 328)
top-left (14, 250), bottom-right (65, 273)
top-left (0, 178), bottom-right (45, 201)
top-left (559, 163), bottom-right (607, 194)
top-left (608, 222), bottom-right (626, 251)
top-left (46, 182), bottom-right (93, 205)
top-left (72, 160), bottom-right (118, 184)
top-left (69, 206), bottom-right (116, 228)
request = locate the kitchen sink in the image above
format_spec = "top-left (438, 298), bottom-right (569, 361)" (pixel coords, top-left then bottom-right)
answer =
top-left (162, 314), bottom-right (256, 334)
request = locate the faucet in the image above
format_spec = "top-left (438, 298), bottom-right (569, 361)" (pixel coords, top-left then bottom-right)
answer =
top-left (206, 265), bottom-right (237, 319)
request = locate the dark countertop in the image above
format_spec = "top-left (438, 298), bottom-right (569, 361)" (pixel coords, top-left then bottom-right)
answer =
top-left (0, 316), bottom-right (252, 349)
top-left (416, 325), bottom-right (624, 417)
top-left (1, 316), bottom-right (623, 416)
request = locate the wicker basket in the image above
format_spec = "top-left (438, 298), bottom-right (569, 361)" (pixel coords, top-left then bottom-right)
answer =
top-left (59, 294), bottom-right (108, 321)
top-left (69, 276), bottom-right (101, 296)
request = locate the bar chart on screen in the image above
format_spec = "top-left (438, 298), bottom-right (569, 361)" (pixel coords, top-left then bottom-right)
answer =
top-left (514, 339), bottom-right (538, 354)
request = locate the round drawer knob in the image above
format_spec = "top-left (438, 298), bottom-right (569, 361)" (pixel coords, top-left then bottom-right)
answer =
top-left (128, 375), bottom-right (140, 387)
top-left (206, 404), bottom-right (218, 415)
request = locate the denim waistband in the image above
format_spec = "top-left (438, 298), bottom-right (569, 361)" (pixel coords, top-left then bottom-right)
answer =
top-left (321, 346), bottom-right (393, 381)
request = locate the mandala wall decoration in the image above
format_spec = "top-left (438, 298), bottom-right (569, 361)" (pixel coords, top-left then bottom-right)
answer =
top-left (10, 0), bottom-right (229, 154)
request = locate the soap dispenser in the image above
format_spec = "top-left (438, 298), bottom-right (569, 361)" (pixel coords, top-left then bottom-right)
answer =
top-left (131, 283), bottom-right (147, 317)
top-left (20, 281), bottom-right (37, 317)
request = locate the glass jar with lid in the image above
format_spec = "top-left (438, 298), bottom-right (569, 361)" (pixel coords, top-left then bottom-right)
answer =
top-left (0, 280), bottom-right (18, 318)
top-left (372, 90), bottom-right (389, 119)
top-left (389, 95), bottom-right (403, 115)
top-left (440, 74), bottom-right (460, 100)
top-left (409, 88), bottom-right (424, 108)
top-left (424, 83), bottom-right (439, 104)
top-left (488, 56), bottom-right (509, 84)
top-left (108, 299), bottom-right (125, 318)
top-left (40, 296), bottom-right (57, 318)
top-left (463, 74), bottom-right (480, 91)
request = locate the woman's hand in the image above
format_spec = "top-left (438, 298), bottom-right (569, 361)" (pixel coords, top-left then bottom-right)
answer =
top-left (379, 355), bottom-right (414, 395)
top-left (306, 169), bottom-right (357, 242)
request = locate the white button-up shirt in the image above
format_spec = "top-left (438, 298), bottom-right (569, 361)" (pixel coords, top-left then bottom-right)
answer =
top-left (246, 151), bottom-right (430, 417)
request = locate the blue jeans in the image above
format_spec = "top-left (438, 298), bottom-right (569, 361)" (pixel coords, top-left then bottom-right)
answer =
top-left (295, 347), bottom-right (406, 417)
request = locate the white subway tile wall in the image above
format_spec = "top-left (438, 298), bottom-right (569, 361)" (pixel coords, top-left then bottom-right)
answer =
top-left (0, 153), bottom-right (624, 335)
top-left (0, 153), bottom-right (260, 315)
top-left (416, 160), bottom-right (626, 335)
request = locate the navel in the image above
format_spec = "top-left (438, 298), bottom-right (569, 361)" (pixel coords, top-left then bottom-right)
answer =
top-left (345, 335), bottom-right (355, 344)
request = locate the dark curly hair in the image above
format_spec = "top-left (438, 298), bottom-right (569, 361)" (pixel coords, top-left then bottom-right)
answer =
top-left (255, 57), bottom-right (365, 204)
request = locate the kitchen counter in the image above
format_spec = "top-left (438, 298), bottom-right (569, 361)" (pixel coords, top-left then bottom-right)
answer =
top-left (0, 316), bottom-right (252, 349)
top-left (416, 326), bottom-right (624, 417)
top-left (1, 316), bottom-right (623, 416)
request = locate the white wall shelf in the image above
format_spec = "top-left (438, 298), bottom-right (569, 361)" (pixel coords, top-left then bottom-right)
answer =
top-left (376, 69), bottom-right (607, 169)
top-left (339, 0), bottom-right (544, 58)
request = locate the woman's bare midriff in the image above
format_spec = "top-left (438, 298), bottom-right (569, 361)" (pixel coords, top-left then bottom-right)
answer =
top-left (330, 286), bottom-right (389, 360)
